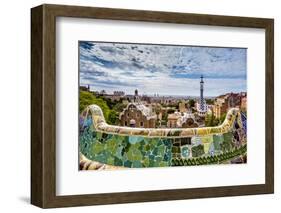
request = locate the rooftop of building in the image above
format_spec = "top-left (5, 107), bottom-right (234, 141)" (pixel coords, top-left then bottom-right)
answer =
top-left (120, 102), bottom-right (157, 119)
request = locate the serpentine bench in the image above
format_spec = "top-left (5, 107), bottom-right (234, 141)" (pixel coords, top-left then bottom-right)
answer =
top-left (79, 104), bottom-right (247, 170)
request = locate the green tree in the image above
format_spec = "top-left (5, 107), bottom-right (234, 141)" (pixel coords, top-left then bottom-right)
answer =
top-left (205, 113), bottom-right (214, 126)
top-left (205, 112), bottom-right (219, 127)
top-left (167, 108), bottom-right (175, 114)
top-left (189, 99), bottom-right (195, 107)
top-left (79, 90), bottom-right (116, 124)
top-left (113, 102), bottom-right (127, 112)
top-left (108, 110), bottom-right (118, 125)
top-left (79, 91), bottom-right (95, 112)
top-left (206, 99), bottom-right (214, 105)
top-left (219, 113), bottom-right (227, 124)
top-left (162, 113), bottom-right (168, 122)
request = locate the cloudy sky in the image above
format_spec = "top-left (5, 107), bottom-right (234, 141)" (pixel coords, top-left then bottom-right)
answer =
top-left (79, 41), bottom-right (247, 97)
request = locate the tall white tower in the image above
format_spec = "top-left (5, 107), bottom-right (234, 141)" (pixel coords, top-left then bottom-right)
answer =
top-left (197, 75), bottom-right (207, 117)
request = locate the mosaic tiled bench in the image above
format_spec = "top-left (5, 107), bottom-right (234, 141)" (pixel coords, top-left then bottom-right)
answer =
top-left (79, 104), bottom-right (247, 170)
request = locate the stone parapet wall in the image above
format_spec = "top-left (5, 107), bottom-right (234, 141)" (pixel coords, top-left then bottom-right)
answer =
top-left (79, 105), bottom-right (247, 169)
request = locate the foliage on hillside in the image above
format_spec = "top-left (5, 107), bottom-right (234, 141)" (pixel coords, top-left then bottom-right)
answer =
top-left (79, 91), bottom-right (119, 124)
top-left (205, 112), bottom-right (226, 127)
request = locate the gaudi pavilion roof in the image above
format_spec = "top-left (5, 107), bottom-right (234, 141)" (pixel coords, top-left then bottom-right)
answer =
top-left (120, 102), bottom-right (157, 120)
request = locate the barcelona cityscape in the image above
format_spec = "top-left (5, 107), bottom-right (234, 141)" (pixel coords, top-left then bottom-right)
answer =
top-left (79, 41), bottom-right (247, 171)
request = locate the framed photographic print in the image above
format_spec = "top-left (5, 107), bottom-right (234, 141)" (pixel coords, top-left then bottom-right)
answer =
top-left (31, 4), bottom-right (274, 208)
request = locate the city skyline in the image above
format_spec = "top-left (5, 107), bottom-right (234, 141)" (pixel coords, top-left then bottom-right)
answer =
top-left (80, 86), bottom-right (246, 99)
top-left (79, 41), bottom-right (247, 97)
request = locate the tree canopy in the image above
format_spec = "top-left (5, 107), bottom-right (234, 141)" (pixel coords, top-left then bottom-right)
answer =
top-left (79, 91), bottom-right (118, 124)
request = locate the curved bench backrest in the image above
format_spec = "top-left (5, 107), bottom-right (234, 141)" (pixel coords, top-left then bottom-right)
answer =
top-left (79, 104), bottom-right (247, 168)
top-left (80, 104), bottom-right (241, 138)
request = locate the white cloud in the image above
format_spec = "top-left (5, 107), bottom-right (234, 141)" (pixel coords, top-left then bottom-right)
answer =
top-left (79, 42), bottom-right (247, 96)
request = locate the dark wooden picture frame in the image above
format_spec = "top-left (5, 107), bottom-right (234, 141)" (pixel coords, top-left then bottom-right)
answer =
top-left (31, 4), bottom-right (274, 208)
